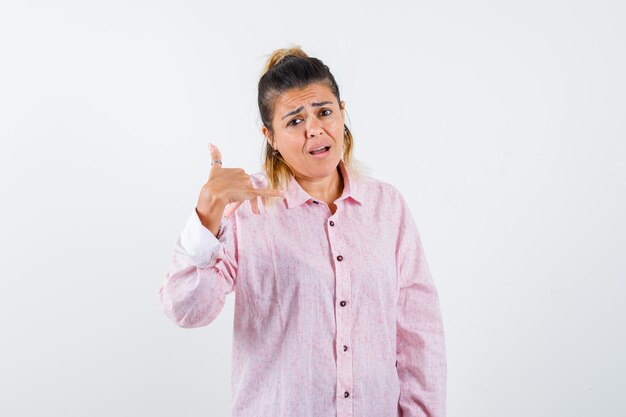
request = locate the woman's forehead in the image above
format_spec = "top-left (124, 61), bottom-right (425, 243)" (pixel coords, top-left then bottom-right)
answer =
top-left (275, 82), bottom-right (336, 108)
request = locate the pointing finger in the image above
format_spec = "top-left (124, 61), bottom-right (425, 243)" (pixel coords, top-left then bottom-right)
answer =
top-left (249, 188), bottom-right (285, 197)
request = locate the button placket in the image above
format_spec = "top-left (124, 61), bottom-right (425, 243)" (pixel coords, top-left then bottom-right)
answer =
top-left (331, 215), bottom-right (353, 416)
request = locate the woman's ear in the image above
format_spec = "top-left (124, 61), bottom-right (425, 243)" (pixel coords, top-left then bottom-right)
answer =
top-left (340, 100), bottom-right (346, 124)
top-left (261, 126), bottom-right (275, 149)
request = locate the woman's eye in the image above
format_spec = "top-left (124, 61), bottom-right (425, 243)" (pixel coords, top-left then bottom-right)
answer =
top-left (287, 110), bottom-right (331, 127)
top-left (287, 118), bottom-right (302, 127)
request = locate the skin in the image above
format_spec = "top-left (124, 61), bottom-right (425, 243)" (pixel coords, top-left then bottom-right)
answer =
top-left (262, 82), bottom-right (346, 213)
top-left (196, 82), bottom-right (346, 235)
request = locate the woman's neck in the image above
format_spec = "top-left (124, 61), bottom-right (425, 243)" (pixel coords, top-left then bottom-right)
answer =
top-left (296, 165), bottom-right (344, 205)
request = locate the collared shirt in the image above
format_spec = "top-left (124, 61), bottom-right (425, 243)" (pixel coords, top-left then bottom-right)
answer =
top-left (159, 160), bottom-right (447, 417)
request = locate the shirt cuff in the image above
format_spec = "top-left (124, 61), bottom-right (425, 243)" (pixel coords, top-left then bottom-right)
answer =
top-left (178, 208), bottom-right (222, 267)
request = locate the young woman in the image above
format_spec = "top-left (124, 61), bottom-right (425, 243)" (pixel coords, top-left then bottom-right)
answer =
top-left (159, 46), bottom-right (447, 417)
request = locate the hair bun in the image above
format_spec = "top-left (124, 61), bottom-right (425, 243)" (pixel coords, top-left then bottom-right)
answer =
top-left (261, 45), bottom-right (309, 76)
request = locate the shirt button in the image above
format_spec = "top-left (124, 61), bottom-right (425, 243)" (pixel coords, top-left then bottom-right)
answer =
top-left (329, 220), bottom-right (335, 227)
top-left (343, 345), bottom-right (348, 352)
top-left (336, 255), bottom-right (343, 262)
top-left (340, 300), bottom-right (347, 307)
top-left (344, 391), bottom-right (350, 398)
top-left (312, 200), bottom-right (319, 204)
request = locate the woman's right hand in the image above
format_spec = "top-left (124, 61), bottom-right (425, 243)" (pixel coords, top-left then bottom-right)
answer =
top-left (195, 143), bottom-right (283, 235)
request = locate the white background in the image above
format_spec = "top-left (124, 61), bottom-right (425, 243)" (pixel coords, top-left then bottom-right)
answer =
top-left (1, 1), bottom-right (624, 416)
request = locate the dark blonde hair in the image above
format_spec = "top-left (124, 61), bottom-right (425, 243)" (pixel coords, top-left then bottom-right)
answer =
top-left (257, 45), bottom-right (363, 208)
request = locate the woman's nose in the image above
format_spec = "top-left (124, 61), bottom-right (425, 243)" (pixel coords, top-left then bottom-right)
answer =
top-left (306, 117), bottom-right (324, 137)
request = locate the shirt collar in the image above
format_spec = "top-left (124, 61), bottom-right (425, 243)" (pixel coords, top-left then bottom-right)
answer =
top-left (283, 159), bottom-right (363, 209)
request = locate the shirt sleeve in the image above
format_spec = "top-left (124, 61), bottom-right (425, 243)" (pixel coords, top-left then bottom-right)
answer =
top-left (158, 206), bottom-right (238, 328)
top-left (396, 197), bottom-right (447, 417)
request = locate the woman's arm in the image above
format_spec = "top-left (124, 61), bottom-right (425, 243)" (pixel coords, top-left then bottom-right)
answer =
top-left (159, 143), bottom-right (281, 328)
top-left (158, 204), bottom-right (238, 328)
top-left (396, 199), bottom-right (447, 417)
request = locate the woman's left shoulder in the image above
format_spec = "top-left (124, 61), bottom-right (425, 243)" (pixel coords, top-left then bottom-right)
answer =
top-left (357, 174), bottom-right (408, 205)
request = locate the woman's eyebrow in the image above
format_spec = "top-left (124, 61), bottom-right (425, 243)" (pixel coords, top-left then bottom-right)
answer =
top-left (281, 101), bottom-right (333, 120)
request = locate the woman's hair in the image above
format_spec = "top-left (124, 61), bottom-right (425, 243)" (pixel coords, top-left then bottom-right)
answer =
top-left (257, 45), bottom-right (364, 207)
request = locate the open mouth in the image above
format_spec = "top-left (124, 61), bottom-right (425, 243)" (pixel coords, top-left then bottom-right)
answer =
top-left (309, 146), bottom-right (331, 155)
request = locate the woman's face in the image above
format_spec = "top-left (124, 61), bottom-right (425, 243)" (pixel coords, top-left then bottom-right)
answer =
top-left (262, 82), bottom-right (346, 181)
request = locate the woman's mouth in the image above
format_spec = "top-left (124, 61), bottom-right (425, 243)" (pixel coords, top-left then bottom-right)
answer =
top-left (309, 146), bottom-right (331, 157)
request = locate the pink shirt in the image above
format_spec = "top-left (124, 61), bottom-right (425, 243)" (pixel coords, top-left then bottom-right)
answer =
top-left (159, 160), bottom-right (446, 417)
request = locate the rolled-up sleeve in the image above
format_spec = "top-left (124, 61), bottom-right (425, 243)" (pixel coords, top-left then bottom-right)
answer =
top-left (396, 199), bottom-right (447, 417)
top-left (158, 206), bottom-right (238, 328)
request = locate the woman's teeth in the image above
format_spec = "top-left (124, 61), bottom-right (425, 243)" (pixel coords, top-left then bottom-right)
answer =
top-left (310, 146), bottom-right (329, 155)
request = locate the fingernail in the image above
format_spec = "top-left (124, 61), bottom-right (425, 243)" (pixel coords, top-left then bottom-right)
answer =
top-left (208, 143), bottom-right (214, 150)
